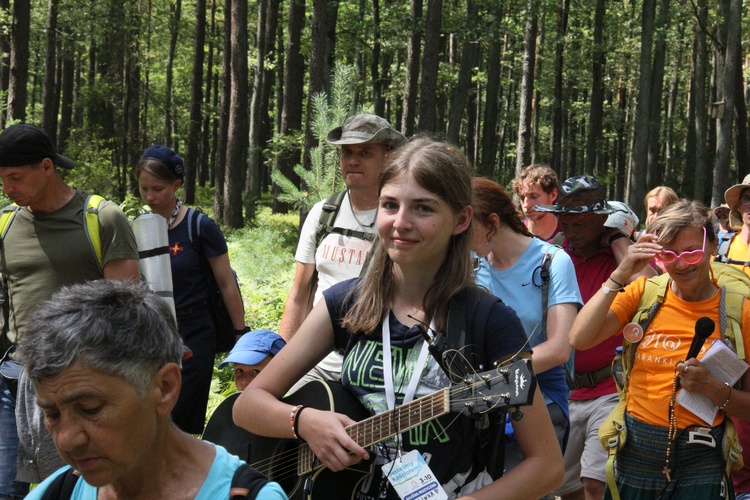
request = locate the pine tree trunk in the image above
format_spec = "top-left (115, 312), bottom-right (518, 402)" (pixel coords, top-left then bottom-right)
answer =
top-left (626, 0), bottom-right (655, 220)
top-left (7, 0), bottom-right (30, 122)
top-left (401, 0), bottom-right (423, 136)
top-left (446, 0), bottom-right (479, 145)
top-left (585, 0), bottom-right (605, 175)
top-left (272, 0), bottom-right (305, 214)
top-left (184, 0), bottom-right (206, 204)
top-left (42, 0), bottom-right (59, 142)
top-left (516, 0), bottom-right (537, 175)
top-left (417, 0), bottom-right (442, 132)
top-left (550, 0), bottom-right (569, 173)
top-left (164, 0), bottom-right (182, 148)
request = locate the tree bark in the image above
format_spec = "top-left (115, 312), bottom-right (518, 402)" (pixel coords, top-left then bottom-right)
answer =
top-left (417, 0), bottom-right (442, 132)
top-left (164, 0), bottom-right (182, 148)
top-left (58, 28), bottom-right (74, 152)
top-left (184, 0), bottom-right (206, 204)
top-left (200, 0), bottom-right (217, 187)
top-left (7, 0), bottom-right (30, 122)
top-left (246, 0), bottom-right (267, 221)
top-left (214, 0), bottom-right (232, 220)
top-left (550, 0), bottom-right (569, 173)
top-left (303, 0), bottom-right (329, 171)
top-left (627, 0), bottom-right (656, 221)
top-left (42, 0), bottom-right (59, 142)
top-left (585, 0), bottom-right (605, 175)
top-left (646, 0), bottom-right (671, 188)
top-left (446, 0), bottom-right (479, 145)
top-left (711, 0), bottom-right (742, 206)
top-left (272, 0), bottom-right (305, 214)
top-left (0, 0), bottom-right (9, 126)
top-left (401, 0), bottom-right (423, 136)
top-left (516, 0), bottom-right (537, 176)
top-left (692, 0), bottom-right (708, 201)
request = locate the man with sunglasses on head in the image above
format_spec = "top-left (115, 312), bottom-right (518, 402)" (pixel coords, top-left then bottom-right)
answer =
top-left (535, 175), bottom-right (656, 500)
top-left (716, 175), bottom-right (750, 276)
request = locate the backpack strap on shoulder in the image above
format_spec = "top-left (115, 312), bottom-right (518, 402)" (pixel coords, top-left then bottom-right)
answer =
top-left (715, 232), bottom-right (736, 263)
top-left (83, 194), bottom-right (106, 271)
top-left (720, 287), bottom-right (746, 360)
top-left (0, 204), bottom-right (20, 242)
top-left (539, 245), bottom-right (562, 340)
top-left (229, 463), bottom-right (270, 500)
top-left (40, 468), bottom-right (80, 500)
top-left (315, 190), bottom-right (375, 246)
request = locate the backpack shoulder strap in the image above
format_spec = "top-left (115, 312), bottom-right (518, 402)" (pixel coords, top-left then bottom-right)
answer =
top-left (187, 207), bottom-right (206, 247)
top-left (83, 194), bottom-right (105, 271)
top-left (315, 190), bottom-right (347, 248)
top-left (40, 468), bottom-right (80, 500)
top-left (715, 232), bottom-right (736, 262)
top-left (714, 233), bottom-right (750, 266)
top-left (550, 232), bottom-right (565, 247)
top-left (229, 463), bottom-right (270, 500)
top-left (620, 275), bottom-right (670, 391)
top-left (539, 245), bottom-right (563, 340)
top-left (721, 288), bottom-right (746, 361)
top-left (315, 190), bottom-right (375, 246)
top-left (0, 204), bottom-right (20, 241)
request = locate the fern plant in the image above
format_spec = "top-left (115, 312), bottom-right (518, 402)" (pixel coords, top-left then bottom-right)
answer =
top-left (272, 63), bottom-right (366, 213)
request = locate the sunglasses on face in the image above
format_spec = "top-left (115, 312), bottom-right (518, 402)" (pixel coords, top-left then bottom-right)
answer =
top-left (656, 227), bottom-right (706, 265)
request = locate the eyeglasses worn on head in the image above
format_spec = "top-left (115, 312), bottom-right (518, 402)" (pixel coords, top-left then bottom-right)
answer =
top-left (656, 226), bottom-right (706, 265)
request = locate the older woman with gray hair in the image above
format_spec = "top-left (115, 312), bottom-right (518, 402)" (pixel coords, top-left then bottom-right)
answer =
top-left (18, 280), bottom-right (286, 500)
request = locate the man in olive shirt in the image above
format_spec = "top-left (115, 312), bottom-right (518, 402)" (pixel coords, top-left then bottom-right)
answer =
top-left (0, 123), bottom-right (139, 497)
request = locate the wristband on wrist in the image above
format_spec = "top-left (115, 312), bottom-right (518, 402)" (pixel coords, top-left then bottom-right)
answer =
top-left (234, 326), bottom-right (250, 336)
top-left (716, 383), bottom-right (732, 411)
top-left (290, 405), bottom-right (304, 439)
top-left (601, 281), bottom-right (624, 295)
top-left (293, 406), bottom-right (308, 442)
top-left (608, 276), bottom-right (625, 289)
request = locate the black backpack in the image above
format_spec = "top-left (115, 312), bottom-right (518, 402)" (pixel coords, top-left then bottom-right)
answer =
top-left (40, 463), bottom-right (270, 500)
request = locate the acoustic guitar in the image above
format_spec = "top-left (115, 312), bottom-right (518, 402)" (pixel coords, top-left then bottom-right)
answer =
top-left (246, 358), bottom-right (536, 500)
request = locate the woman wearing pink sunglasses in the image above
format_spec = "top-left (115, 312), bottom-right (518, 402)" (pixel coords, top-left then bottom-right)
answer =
top-left (568, 199), bottom-right (750, 499)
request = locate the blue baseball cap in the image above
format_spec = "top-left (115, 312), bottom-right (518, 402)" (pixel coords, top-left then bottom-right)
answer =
top-left (218, 330), bottom-right (286, 369)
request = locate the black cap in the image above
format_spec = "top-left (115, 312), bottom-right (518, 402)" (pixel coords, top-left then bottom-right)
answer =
top-left (0, 123), bottom-right (75, 169)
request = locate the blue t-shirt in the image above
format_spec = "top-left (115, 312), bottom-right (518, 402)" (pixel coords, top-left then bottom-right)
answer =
top-left (26, 444), bottom-right (288, 499)
top-left (324, 278), bottom-right (529, 499)
top-left (475, 238), bottom-right (582, 417)
top-left (168, 209), bottom-right (228, 309)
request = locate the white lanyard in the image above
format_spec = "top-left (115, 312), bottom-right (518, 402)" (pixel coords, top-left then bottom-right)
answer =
top-left (381, 312), bottom-right (433, 411)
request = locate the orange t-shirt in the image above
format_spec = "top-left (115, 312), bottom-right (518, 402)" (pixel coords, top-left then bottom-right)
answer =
top-left (610, 276), bottom-right (750, 428)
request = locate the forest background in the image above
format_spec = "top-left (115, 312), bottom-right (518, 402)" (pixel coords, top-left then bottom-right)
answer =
top-left (0, 0), bottom-right (748, 227)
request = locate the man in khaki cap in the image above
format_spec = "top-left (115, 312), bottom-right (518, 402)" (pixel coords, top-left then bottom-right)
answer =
top-left (716, 174), bottom-right (750, 275)
top-left (279, 114), bottom-right (405, 389)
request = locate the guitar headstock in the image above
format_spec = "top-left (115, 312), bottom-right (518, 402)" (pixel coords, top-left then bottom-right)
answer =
top-left (448, 358), bottom-right (536, 415)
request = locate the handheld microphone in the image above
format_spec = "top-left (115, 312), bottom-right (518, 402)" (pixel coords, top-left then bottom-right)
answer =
top-left (686, 317), bottom-right (715, 361)
top-left (678, 317), bottom-right (714, 388)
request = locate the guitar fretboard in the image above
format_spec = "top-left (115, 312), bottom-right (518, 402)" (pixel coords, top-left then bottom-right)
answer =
top-left (297, 387), bottom-right (450, 475)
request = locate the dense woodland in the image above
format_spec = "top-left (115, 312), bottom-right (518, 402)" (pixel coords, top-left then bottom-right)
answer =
top-left (0, 0), bottom-right (748, 226)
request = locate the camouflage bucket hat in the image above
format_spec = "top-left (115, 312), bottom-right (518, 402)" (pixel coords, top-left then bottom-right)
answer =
top-left (325, 114), bottom-right (406, 150)
top-left (535, 175), bottom-right (614, 215)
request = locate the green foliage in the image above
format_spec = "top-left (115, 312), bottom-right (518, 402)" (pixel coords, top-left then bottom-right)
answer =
top-left (206, 203), bottom-right (298, 420)
top-left (271, 63), bottom-right (358, 212)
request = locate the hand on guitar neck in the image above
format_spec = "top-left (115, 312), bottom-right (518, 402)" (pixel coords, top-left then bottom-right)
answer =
top-left (296, 409), bottom-right (370, 472)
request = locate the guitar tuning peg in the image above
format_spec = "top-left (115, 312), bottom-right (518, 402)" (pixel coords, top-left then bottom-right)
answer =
top-left (511, 407), bottom-right (524, 421)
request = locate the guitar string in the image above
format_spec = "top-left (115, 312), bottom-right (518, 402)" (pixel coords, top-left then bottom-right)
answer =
top-left (246, 359), bottom-right (531, 480)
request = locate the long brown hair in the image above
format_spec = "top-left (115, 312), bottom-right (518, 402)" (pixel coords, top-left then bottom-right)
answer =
top-left (342, 137), bottom-right (475, 334)
top-left (473, 177), bottom-right (532, 240)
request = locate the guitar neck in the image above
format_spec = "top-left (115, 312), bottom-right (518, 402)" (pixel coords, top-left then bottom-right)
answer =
top-left (298, 387), bottom-right (450, 475)
top-left (347, 387), bottom-right (451, 448)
